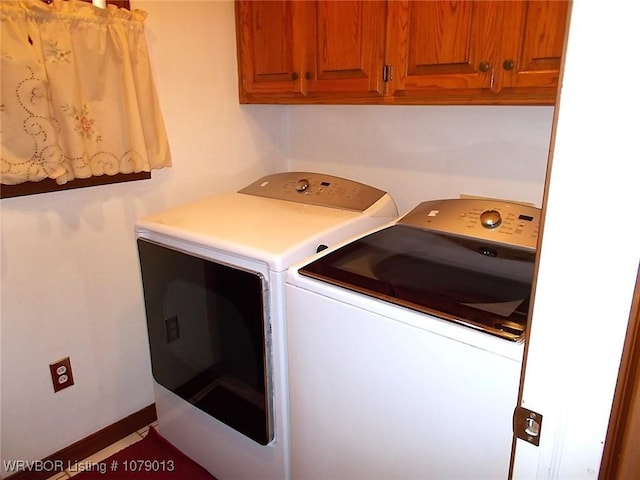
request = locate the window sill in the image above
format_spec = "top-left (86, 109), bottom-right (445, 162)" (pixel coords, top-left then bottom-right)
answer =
top-left (0, 172), bottom-right (151, 199)
top-left (4, 0), bottom-right (141, 200)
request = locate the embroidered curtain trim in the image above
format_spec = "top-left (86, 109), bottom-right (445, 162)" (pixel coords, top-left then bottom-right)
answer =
top-left (0, 0), bottom-right (171, 185)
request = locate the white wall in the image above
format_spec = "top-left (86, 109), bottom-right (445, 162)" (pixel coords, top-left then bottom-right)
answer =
top-left (289, 105), bottom-right (554, 214)
top-left (1, 0), bottom-right (557, 474)
top-left (0, 1), bottom-right (288, 474)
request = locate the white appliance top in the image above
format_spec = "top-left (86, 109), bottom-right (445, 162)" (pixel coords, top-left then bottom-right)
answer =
top-left (135, 172), bottom-right (397, 272)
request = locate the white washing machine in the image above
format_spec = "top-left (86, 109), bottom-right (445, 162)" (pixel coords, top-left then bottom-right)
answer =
top-left (286, 198), bottom-right (541, 480)
top-left (135, 172), bottom-right (397, 480)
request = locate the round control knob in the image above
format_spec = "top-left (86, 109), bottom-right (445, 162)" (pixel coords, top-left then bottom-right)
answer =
top-left (295, 179), bottom-right (310, 192)
top-left (480, 209), bottom-right (502, 229)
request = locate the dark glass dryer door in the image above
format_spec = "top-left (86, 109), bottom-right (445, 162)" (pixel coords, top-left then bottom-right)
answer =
top-left (137, 239), bottom-right (273, 445)
top-left (300, 225), bottom-right (536, 341)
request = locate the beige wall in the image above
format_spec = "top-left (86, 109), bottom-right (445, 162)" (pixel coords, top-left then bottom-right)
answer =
top-left (287, 105), bottom-right (554, 214)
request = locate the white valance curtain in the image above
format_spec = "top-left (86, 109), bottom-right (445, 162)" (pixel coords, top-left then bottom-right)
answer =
top-left (0, 0), bottom-right (171, 185)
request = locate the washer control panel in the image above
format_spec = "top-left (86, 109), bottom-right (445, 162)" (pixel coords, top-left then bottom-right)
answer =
top-left (399, 198), bottom-right (541, 251)
top-left (238, 172), bottom-right (387, 212)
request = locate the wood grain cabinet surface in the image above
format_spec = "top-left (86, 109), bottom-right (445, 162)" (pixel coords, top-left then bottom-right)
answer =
top-left (235, 0), bottom-right (569, 106)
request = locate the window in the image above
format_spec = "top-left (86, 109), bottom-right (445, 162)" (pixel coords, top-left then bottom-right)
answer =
top-left (1, 0), bottom-right (171, 199)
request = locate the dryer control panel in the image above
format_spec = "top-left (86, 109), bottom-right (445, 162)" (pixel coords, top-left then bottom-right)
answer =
top-left (399, 198), bottom-right (541, 251)
top-left (239, 172), bottom-right (387, 212)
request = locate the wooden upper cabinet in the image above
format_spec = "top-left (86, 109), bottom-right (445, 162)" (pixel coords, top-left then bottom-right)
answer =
top-left (235, 1), bottom-right (306, 102)
top-left (234, 0), bottom-right (569, 105)
top-left (500, 1), bottom-right (569, 91)
top-left (236, 0), bottom-right (386, 102)
top-left (305, 1), bottom-right (386, 97)
top-left (386, 0), bottom-right (569, 104)
top-left (385, 1), bottom-right (503, 99)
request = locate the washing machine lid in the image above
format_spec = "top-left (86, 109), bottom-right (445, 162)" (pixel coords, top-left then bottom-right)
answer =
top-left (299, 199), bottom-right (541, 341)
top-left (135, 173), bottom-right (397, 272)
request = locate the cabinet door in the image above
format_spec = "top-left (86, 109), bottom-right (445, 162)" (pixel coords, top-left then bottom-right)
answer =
top-left (235, 1), bottom-right (306, 103)
top-left (499, 1), bottom-right (569, 92)
top-left (305, 1), bottom-right (387, 98)
top-left (385, 1), bottom-right (503, 101)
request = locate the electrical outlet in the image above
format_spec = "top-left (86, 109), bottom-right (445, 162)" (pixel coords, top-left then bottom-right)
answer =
top-left (49, 357), bottom-right (74, 392)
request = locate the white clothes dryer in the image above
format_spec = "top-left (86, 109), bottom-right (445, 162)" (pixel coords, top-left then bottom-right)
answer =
top-left (135, 172), bottom-right (397, 480)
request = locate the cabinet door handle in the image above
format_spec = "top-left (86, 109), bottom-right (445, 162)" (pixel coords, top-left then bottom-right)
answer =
top-left (291, 72), bottom-right (299, 80)
top-left (478, 61), bottom-right (491, 73)
top-left (305, 71), bottom-right (312, 80)
top-left (503, 59), bottom-right (515, 71)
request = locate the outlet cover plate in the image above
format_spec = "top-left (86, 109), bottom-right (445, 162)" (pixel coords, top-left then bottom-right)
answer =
top-left (50, 357), bottom-right (74, 392)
